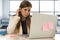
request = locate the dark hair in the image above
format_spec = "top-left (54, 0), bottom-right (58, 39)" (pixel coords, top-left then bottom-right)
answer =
top-left (19, 1), bottom-right (32, 8)
top-left (15, 1), bottom-right (32, 33)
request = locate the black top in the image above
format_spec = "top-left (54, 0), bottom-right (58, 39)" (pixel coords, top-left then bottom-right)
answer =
top-left (21, 20), bottom-right (27, 34)
top-left (18, 13), bottom-right (27, 34)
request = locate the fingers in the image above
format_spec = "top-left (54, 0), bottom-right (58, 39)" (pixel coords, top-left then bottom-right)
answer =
top-left (16, 9), bottom-right (20, 16)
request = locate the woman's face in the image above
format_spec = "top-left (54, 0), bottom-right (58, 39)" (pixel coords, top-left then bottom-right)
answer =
top-left (20, 7), bottom-right (31, 17)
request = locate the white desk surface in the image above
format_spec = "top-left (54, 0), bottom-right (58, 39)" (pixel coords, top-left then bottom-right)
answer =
top-left (0, 34), bottom-right (60, 40)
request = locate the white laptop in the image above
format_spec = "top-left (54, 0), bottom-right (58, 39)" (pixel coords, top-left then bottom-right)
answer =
top-left (23, 14), bottom-right (57, 39)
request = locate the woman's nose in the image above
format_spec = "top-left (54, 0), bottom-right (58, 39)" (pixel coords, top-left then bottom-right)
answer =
top-left (26, 11), bottom-right (29, 13)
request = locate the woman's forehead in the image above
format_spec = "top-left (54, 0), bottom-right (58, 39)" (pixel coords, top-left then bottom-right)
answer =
top-left (22, 7), bottom-right (32, 9)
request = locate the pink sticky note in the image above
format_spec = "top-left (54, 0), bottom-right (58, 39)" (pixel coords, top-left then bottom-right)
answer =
top-left (48, 22), bottom-right (54, 29)
top-left (42, 23), bottom-right (49, 31)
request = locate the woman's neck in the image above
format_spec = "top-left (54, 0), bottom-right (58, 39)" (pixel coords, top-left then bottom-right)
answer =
top-left (22, 17), bottom-right (26, 21)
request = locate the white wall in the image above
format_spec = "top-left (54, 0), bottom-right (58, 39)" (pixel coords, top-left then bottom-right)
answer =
top-left (0, 0), bottom-right (9, 19)
top-left (2, 0), bottom-right (9, 19)
top-left (0, 0), bottom-right (2, 19)
top-left (59, 0), bottom-right (60, 13)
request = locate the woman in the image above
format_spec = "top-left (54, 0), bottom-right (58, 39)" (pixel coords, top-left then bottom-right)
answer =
top-left (7, 1), bottom-right (32, 35)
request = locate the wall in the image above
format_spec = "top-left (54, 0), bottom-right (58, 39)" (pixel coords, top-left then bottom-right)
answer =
top-left (2, 0), bottom-right (9, 19)
top-left (0, 0), bottom-right (2, 19)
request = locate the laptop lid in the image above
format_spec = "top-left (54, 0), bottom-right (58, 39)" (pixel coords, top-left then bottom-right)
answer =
top-left (29, 14), bottom-right (57, 38)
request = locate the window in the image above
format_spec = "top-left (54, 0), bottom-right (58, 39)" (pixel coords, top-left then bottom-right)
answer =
top-left (10, 1), bottom-right (22, 15)
top-left (9, 0), bottom-right (59, 15)
top-left (10, 1), bottom-right (22, 11)
top-left (40, 1), bottom-right (54, 11)
top-left (10, 1), bottom-right (39, 15)
top-left (55, 1), bottom-right (60, 16)
top-left (29, 1), bottom-right (39, 12)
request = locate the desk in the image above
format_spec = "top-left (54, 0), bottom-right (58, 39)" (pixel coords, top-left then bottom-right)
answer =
top-left (0, 34), bottom-right (60, 40)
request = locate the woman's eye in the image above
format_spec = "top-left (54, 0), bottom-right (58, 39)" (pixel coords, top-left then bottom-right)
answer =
top-left (28, 9), bottom-right (30, 12)
top-left (24, 9), bottom-right (27, 11)
top-left (24, 9), bottom-right (30, 12)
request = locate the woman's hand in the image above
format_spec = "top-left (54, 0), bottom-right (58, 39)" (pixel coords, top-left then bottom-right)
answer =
top-left (16, 9), bottom-right (20, 16)
top-left (5, 34), bottom-right (17, 38)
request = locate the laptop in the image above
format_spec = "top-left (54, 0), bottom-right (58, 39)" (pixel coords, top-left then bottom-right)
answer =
top-left (23, 14), bottom-right (57, 39)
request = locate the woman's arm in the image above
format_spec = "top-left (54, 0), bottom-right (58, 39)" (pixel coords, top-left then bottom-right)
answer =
top-left (7, 9), bottom-right (21, 34)
top-left (7, 15), bottom-right (20, 34)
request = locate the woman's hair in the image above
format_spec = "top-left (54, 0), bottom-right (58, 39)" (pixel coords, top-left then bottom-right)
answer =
top-left (19, 1), bottom-right (32, 9)
top-left (15, 1), bottom-right (32, 33)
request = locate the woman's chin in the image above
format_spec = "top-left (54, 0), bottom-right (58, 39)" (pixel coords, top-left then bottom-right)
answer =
top-left (23, 16), bottom-right (27, 18)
